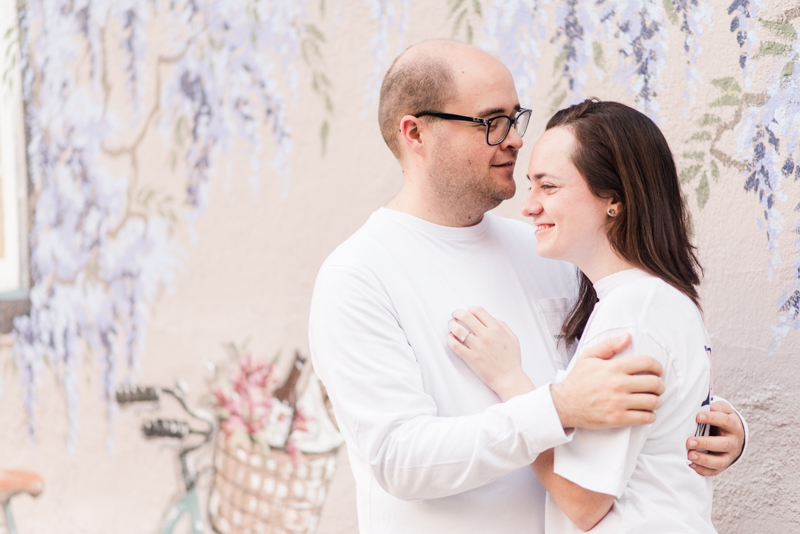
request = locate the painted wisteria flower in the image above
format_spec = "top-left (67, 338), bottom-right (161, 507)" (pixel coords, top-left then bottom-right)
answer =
top-left (361, 0), bottom-right (411, 117)
top-left (13, 0), bottom-right (306, 449)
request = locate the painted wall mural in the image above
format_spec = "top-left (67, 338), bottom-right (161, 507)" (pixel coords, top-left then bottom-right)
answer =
top-left (13, 0), bottom-right (307, 449)
top-left (6, 0), bottom-right (799, 453)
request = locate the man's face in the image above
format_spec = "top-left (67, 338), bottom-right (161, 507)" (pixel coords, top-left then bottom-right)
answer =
top-left (423, 56), bottom-right (523, 215)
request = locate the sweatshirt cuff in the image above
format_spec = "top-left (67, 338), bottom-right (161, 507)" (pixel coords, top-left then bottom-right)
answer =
top-left (509, 384), bottom-right (573, 456)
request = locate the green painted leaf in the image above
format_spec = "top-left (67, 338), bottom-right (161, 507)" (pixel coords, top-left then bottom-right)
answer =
top-left (686, 131), bottom-right (712, 142)
top-left (306, 23), bottom-right (327, 43)
top-left (593, 41), bottom-right (605, 70)
top-left (709, 94), bottom-right (740, 108)
top-left (760, 19), bottom-right (797, 42)
top-left (319, 72), bottom-right (332, 88)
top-left (696, 172), bottom-right (709, 208)
top-left (467, 23), bottom-right (474, 44)
top-left (553, 48), bottom-right (569, 75)
top-left (781, 58), bottom-right (795, 83)
top-left (663, 0), bottom-right (679, 25)
top-left (710, 77), bottom-right (741, 93)
top-left (697, 114), bottom-right (721, 126)
top-left (710, 160), bottom-right (720, 182)
top-left (449, 0), bottom-right (467, 17)
top-left (679, 164), bottom-right (702, 184)
top-left (755, 41), bottom-right (792, 57)
top-left (472, 0), bottom-right (482, 17)
top-left (683, 151), bottom-right (705, 161)
top-left (452, 8), bottom-right (468, 35)
top-left (320, 120), bottom-right (330, 156)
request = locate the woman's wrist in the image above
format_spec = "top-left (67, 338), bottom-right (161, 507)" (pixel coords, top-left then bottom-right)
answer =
top-left (493, 372), bottom-right (536, 402)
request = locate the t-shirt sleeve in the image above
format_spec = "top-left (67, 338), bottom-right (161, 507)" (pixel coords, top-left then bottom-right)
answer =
top-left (309, 262), bottom-right (571, 501)
top-left (553, 327), bottom-right (669, 498)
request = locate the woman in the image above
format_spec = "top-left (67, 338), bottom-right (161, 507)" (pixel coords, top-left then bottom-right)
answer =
top-left (446, 99), bottom-right (716, 533)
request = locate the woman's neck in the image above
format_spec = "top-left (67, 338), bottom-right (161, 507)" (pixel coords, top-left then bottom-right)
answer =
top-left (575, 245), bottom-right (636, 285)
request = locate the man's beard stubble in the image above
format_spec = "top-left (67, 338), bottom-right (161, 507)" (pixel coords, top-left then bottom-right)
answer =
top-left (428, 144), bottom-right (518, 222)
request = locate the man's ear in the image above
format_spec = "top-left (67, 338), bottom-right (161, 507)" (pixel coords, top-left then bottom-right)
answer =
top-left (399, 115), bottom-right (425, 157)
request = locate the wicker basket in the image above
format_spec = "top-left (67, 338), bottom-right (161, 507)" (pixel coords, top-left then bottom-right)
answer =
top-left (209, 438), bottom-right (338, 534)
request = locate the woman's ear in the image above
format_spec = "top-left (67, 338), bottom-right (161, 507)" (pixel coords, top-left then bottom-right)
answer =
top-left (606, 199), bottom-right (622, 217)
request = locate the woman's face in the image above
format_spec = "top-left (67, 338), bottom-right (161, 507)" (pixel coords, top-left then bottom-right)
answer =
top-left (521, 127), bottom-right (614, 272)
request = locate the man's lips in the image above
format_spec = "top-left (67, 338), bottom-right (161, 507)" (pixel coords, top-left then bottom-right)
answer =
top-left (492, 161), bottom-right (516, 167)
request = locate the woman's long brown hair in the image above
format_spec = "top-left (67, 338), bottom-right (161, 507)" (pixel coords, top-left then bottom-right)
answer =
top-left (547, 99), bottom-right (703, 344)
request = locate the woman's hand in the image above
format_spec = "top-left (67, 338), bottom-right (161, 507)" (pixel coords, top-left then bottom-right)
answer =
top-left (447, 306), bottom-right (535, 402)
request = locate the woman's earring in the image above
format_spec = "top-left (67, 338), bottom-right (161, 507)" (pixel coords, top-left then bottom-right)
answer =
top-left (608, 208), bottom-right (616, 216)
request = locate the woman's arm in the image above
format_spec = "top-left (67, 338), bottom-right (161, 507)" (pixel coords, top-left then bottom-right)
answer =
top-left (532, 449), bottom-right (615, 532)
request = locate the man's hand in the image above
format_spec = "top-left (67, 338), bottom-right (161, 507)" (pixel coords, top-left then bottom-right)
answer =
top-left (686, 400), bottom-right (745, 476)
top-left (550, 333), bottom-right (664, 430)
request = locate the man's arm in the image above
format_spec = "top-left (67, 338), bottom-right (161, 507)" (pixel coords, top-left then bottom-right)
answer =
top-left (448, 307), bottom-right (665, 429)
top-left (687, 398), bottom-right (748, 476)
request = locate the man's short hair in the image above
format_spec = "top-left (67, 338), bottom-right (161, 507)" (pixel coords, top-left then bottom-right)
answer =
top-left (378, 52), bottom-right (456, 158)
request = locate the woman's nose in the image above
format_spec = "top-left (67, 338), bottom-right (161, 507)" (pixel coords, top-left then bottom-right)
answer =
top-left (521, 191), bottom-right (542, 218)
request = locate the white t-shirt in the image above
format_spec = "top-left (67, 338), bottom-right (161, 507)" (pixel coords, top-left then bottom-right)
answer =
top-left (309, 208), bottom-right (577, 534)
top-left (547, 268), bottom-right (716, 534)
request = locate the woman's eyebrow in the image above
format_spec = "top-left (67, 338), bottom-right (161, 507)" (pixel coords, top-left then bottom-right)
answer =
top-left (528, 172), bottom-right (559, 181)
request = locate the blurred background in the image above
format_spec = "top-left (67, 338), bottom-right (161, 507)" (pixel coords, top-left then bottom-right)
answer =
top-left (0, 0), bottom-right (798, 532)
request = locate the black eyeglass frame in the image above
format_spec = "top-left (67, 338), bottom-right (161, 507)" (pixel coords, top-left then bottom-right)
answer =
top-left (414, 108), bottom-right (532, 146)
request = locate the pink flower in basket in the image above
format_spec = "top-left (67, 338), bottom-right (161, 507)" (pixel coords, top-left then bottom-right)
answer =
top-left (211, 353), bottom-right (277, 444)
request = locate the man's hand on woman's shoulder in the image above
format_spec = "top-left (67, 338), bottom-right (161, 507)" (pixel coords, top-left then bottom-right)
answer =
top-left (550, 333), bottom-right (665, 430)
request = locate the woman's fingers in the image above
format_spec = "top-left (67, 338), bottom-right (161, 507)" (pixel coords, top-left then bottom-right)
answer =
top-left (467, 306), bottom-right (496, 327)
top-left (452, 308), bottom-right (485, 335)
top-left (448, 319), bottom-right (472, 345)
top-left (447, 333), bottom-right (470, 358)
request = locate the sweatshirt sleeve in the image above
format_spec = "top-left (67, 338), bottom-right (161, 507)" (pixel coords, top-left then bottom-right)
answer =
top-left (309, 263), bottom-right (570, 501)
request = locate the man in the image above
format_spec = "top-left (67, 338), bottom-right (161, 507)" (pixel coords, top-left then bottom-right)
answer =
top-left (309, 40), bottom-right (745, 533)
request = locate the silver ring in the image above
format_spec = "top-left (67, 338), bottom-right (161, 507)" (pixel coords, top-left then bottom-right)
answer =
top-left (460, 331), bottom-right (471, 344)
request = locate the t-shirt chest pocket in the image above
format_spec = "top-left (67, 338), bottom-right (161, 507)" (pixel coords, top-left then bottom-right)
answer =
top-left (533, 297), bottom-right (576, 371)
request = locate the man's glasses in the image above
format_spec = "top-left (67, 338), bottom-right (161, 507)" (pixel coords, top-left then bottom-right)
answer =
top-left (414, 108), bottom-right (532, 146)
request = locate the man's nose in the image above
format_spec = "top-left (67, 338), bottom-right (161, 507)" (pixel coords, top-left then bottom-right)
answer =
top-left (501, 124), bottom-right (524, 150)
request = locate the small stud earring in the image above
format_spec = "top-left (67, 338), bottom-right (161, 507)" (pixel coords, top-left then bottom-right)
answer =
top-left (608, 208), bottom-right (616, 216)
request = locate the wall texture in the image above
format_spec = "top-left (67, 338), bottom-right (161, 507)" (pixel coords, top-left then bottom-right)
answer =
top-left (0, 0), bottom-right (798, 532)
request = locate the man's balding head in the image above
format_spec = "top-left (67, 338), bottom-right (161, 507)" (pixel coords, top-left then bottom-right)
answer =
top-left (378, 40), bottom-right (497, 158)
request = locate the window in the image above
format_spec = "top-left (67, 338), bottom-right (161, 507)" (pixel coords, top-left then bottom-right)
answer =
top-left (0, 0), bottom-right (30, 332)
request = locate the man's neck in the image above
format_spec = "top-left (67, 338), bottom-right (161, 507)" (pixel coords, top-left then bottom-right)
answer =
top-left (385, 188), bottom-right (486, 228)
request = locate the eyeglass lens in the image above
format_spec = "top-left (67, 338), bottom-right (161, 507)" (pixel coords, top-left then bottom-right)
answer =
top-left (487, 110), bottom-right (531, 145)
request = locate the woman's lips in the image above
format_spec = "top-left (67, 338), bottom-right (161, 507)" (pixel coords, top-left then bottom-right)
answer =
top-left (535, 223), bottom-right (554, 234)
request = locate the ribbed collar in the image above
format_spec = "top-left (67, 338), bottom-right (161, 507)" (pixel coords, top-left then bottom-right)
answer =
top-left (375, 207), bottom-right (492, 239)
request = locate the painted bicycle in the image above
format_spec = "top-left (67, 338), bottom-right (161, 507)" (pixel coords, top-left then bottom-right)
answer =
top-left (0, 469), bottom-right (43, 534)
top-left (116, 381), bottom-right (216, 534)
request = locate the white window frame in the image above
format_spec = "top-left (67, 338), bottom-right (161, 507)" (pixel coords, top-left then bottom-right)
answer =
top-left (0, 0), bottom-right (29, 295)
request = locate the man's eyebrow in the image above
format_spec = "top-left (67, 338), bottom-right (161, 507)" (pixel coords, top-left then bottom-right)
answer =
top-left (477, 104), bottom-right (522, 118)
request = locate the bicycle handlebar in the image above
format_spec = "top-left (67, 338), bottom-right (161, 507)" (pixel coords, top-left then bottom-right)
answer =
top-left (143, 418), bottom-right (192, 439)
top-left (116, 385), bottom-right (162, 404)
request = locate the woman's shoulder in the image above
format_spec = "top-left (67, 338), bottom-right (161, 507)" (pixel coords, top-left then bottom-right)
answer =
top-left (590, 273), bottom-right (703, 339)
